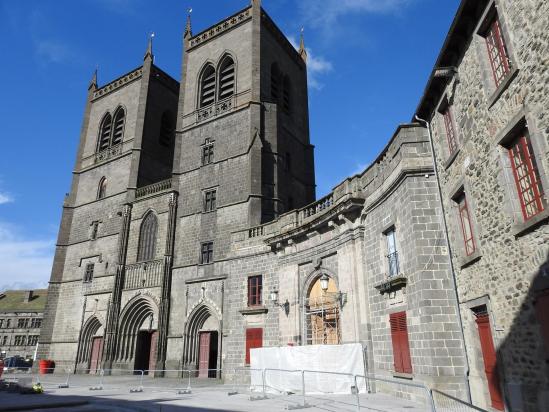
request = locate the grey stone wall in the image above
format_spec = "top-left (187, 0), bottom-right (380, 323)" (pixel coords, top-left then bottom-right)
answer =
top-left (427, 0), bottom-right (549, 409)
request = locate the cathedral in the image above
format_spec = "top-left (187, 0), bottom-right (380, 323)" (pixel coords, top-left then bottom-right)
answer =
top-left (39, 0), bottom-right (549, 410)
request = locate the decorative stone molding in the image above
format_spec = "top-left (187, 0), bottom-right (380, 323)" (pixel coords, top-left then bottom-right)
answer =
top-left (188, 8), bottom-right (251, 49)
top-left (374, 274), bottom-right (407, 295)
top-left (94, 143), bottom-right (122, 164)
top-left (123, 259), bottom-right (163, 290)
top-left (135, 178), bottom-right (172, 198)
top-left (92, 67), bottom-right (143, 100)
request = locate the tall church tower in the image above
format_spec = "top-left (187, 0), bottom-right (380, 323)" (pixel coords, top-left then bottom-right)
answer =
top-left (172, 0), bottom-right (315, 267)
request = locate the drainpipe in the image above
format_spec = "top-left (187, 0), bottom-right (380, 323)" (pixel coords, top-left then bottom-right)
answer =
top-left (415, 115), bottom-right (472, 402)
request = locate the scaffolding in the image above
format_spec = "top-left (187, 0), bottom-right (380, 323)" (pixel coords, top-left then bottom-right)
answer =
top-left (303, 293), bottom-right (341, 345)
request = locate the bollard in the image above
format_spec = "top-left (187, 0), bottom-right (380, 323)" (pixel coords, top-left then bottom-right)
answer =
top-left (129, 370), bottom-right (144, 393)
top-left (89, 369), bottom-right (104, 391)
top-left (354, 375), bottom-right (360, 412)
top-left (178, 370), bottom-right (192, 395)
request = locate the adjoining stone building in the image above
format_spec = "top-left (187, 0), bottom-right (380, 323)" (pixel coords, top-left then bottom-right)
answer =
top-left (0, 290), bottom-right (47, 360)
top-left (39, 0), bottom-right (548, 410)
top-left (415, 0), bottom-right (549, 410)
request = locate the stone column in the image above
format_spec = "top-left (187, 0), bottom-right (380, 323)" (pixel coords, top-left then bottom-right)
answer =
top-left (102, 204), bottom-right (132, 370)
top-left (155, 192), bottom-right (178, 374)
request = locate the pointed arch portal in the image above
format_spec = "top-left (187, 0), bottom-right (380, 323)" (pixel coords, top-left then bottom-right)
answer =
top-left (116, 296), bottom-right (159, 374)
top-left (183, 304), bottom-right (220, 378)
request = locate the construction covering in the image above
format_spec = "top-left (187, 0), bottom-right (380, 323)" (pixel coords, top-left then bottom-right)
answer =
top-left (250, 343), bottom-right (366, 394)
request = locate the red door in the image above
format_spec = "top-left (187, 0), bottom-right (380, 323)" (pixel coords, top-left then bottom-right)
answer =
top-left (89, 337), bottom-right (104, 374)
top-left (476, 314), bottom-right (504, 411)
top-left (148, 331), bottom-right (158, 373)
top-left (198, 332), bottom-right (211, 378)
top-left (245, 328), bottom-right (263, 365)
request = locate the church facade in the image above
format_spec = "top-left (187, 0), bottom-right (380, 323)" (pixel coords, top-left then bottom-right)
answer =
top-left (39, 0), bottom-right (548, 410)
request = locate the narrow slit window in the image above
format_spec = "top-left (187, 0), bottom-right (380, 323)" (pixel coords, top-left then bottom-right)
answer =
top-left (204, 189), bottom-right (217, 212)
top-left (200, 241), bottom-right (214, 264)
top-left (84, 263), bottom-right (95, 283)
top-left (218, 57), bottom-right (235, 100)
top-left (508, 131), bottom-right (545, 220)
top-left (271, 63), bottom-right (280, 101)
top-left (282, 76), bottom-right (291, 114)
top-left (97, 177), bottom-right (107, 200)
top-left (202, 139), bottom-right (214, 165)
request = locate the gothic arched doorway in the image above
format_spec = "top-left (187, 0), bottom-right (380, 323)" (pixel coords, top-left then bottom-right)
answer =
top-left (183, 305), bottom-right (220, 378)
top-left (77, 316), bottom-right (104, 373)
top-left (116, 296), bottom-right (159, 374)
top-left (304, 274), bottom-right (341, 345)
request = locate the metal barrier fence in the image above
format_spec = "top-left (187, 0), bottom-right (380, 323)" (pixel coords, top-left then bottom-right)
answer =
top-left (2, 367), bottom-right (71, 389)
top-left (3, 365), bottom-right (491, 411)
top-left (431, 389), bottom-right (488, 412)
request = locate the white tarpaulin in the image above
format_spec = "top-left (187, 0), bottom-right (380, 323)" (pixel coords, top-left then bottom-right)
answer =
top-left (250, 343), bottom-right (366, 394)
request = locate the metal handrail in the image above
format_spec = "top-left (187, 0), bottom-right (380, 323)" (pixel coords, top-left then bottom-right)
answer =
top-left (431, 388), bottom-right (488, 411)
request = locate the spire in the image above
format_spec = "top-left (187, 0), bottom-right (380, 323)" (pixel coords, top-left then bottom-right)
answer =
top-left (88, 68), bottom-right (97, 90)
top-left (184, 8), bottom-right (192, 38)
top-left (144, 32), bottom-right (154, 61)
top-left (299, 28), bottom-right (307, 63)
top-left (251, 0), bottom-right (261, 9)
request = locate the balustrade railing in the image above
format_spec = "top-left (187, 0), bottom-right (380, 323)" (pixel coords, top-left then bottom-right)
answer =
top-left (248, 226), bottom-right (264, 238)
top-left (135, 178), bottom-right (172, 198)
top-left (124, 260), bottom-right (163, 289)
top-left (300, 194), bottom-right (334, 221)
top-left (196, 96), bottom-right (234, 123)
top-left (94, 143), bottom-right (122, 164)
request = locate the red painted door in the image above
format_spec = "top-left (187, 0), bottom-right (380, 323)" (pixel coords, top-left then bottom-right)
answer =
top-left (476, 314), bottom-right (504, 411)
top-left (89, 337), bottom-right (104, 374)
top-left (198, 332), bottom-right (211, 378)
top-left (245, 328), bottom-right (263, 365)
top-left (148, 331), bottom-right (158, 373)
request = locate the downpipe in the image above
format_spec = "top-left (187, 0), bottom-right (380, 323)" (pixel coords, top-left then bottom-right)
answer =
top-left (415, 115), bottom-right (472, 403)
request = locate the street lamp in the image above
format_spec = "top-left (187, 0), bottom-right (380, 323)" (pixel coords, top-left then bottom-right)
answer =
top-left (270, 290), bottom-right (290, 316)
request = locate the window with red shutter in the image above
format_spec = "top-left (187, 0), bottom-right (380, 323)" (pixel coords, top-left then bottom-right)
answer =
top-left (442, 106), bottom-right (458, 155)
top-left (508, 131), bottom-right (545, 221)
top-left (248, 275), bottom-right (262, 307)
top-left (484, 16), bottom-right (511, 88)
top-left (457, 193), bottom-right (476, 256)
top-left (389, 312), bottom-right (413, 374)
top-left (245, 328), bottom-right (263, 365)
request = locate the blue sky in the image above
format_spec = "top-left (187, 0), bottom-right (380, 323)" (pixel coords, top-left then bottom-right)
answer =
top-left (0, 0), bottom-right (459, 290)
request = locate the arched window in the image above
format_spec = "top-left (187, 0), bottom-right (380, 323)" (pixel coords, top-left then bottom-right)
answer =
top-left (270, 63), bottom-right (280, 101)
top-left (218, 56), bottom-right (235, 100)
top-left (159, 111), bottom-right (174, 147)
top-left (137, 212), bottom-right (158, 262)
top-left (304, 274), bottom-right (341, 345)
top-left (98, 114), bottom-right (112, 152)
top-left (111, 107), bottom-right (125, 146)
top-left (199, 65), bottom-right (216, 107)
top-left (282, 75), bottom-right (291, 114)
top-left (97, 177), bottom-right (107, 200)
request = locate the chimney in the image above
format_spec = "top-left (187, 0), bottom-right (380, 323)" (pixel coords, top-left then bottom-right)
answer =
top-left (24, 290), bottom-right (33, 303)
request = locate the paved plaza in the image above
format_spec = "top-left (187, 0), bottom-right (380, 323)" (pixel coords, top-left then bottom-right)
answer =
top-left (0, 373), bottom-right (430, 412)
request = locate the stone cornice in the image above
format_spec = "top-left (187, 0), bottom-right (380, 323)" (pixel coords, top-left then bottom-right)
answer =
top-left (92, 66), bottom-right (143, 100)
top-left (188, 7), bottom-right (252, 50)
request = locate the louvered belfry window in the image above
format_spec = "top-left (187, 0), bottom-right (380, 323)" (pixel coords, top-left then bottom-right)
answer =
top-left (218, 57), bottom-right (235, 100)
top-left (137, 212), bottom-right (158, 262)
top-left (200, 65), bottom-right (216, 107)
top-left (112, 107), bottom-right (125, 146)
top-left (98, 114), bottom-right (112, 152)
top-left (508, 131), bottom-right (545, 220)
top-left (485, 16), bottom-right (511, 88)
top-left (282, 76), bottom-right (291, 113)
top-left (389, 311), bottom-right (412, 374)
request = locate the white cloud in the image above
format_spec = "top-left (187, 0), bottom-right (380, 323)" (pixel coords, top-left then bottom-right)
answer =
top-left (0, 193), bottom-right (13, 204)
top-left (299, 0), bottom-right (412, 27)
top-left (35, 39), bottom-right (75, 64)
top-left (288, 36), bottom-right (333, 90)
top-left (0, 222), bottom-right (54, 292)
